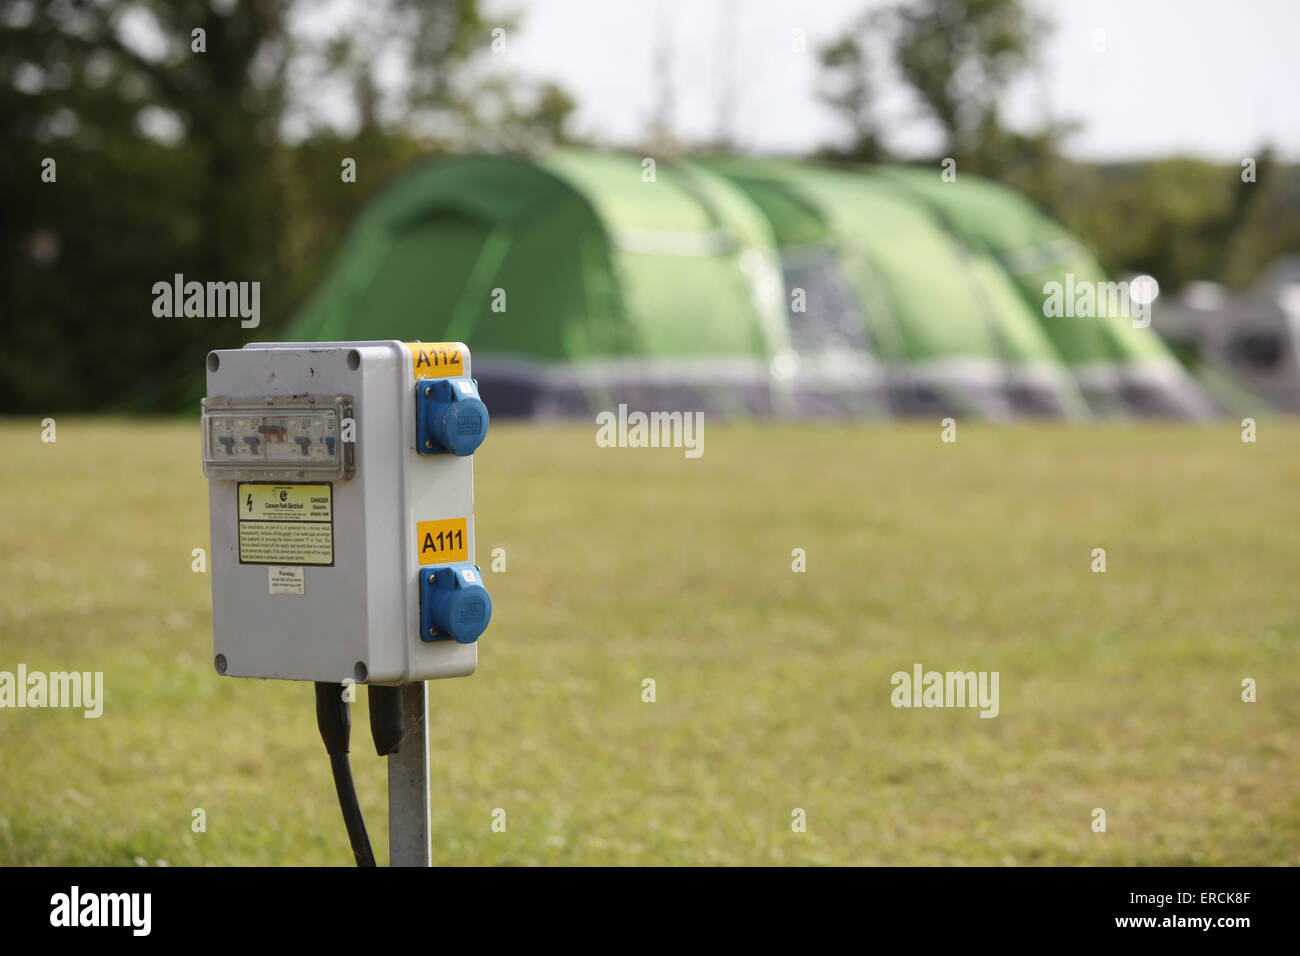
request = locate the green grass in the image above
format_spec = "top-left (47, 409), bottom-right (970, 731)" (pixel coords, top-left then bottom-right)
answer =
top-left (1, 417), bottom-right (1297, 865)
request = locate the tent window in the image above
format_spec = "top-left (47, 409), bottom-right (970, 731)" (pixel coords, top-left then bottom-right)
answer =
top-left (782, 246), bottom-right (873, 355)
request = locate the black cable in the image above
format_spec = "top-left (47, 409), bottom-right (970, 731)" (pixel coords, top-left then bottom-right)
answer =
top-left (326, 753), bottom-right (374, 867)
top-left (368, 685), bottom-right (405, 756)
top-left (314, 682), bottom-right (376, 867)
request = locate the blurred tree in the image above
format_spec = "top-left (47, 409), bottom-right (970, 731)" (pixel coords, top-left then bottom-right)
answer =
top-left (815, 26), bottom-right (886, 162)
top-left (816, 0), bottom-right (1044, 167)
top-left (1051, 153), bottom-right (1298, 293)
top-left (1220, 154), bottom-right (1300, 290)
top-left (1, 0), bottom-right (292, 411)
top-left (887, 0), bottom-right (1045, 163)
top-left (530, 82), bottom-right (577, 146)
top-left (811, 1), bottom-right (1298, 296)
top-left (298, 0), bottom-right (499, 142)
top-left (1, 0), bottom-right (576, 412)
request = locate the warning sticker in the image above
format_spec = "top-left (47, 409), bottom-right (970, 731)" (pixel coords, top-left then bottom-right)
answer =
top-left (241, 484), bottom-right (332, 522)
top-left (268, 566), bottom-right (305, 594)
top-left (238, 483), bottom-right (333, 566)
top-left (417, 517), bottom-right (468, 564)
top-left (406, 342), bottom-right (464, 380)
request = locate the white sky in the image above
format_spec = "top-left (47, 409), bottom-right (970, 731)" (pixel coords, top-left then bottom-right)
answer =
top-left (494, 0), bottom-right (1300, 161)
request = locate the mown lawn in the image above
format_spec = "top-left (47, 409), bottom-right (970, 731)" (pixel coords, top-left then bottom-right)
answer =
top-left (0, 417), bottom-right (1297, 865)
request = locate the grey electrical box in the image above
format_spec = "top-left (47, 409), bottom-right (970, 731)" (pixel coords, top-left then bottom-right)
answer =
top-left (201, 340), bottom-right (492, 685)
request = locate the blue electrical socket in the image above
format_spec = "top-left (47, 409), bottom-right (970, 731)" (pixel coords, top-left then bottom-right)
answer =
top-left (416, 378), bottom-right (489, 456)
top-left (419, 563), bottom-right (492, 644)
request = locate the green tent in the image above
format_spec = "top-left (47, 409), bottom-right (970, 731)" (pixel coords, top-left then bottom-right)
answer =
top-left (289, 150), bottom-right (790, 416)
top-left (873, 167), bottom-right (1214, 417)
top-left (284, 149), bottom-right (1212, 419)
top-left (702, 157), bottom-right (1092, 418)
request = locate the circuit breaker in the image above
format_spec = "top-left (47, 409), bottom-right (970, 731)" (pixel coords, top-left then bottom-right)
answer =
top-left (201, 340), bottom-right (492, 685)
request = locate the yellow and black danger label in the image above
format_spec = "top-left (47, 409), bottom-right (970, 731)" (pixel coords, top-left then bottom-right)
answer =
top-left (241, 483), bottom-right (332, 522)
top-left (407, 342), bottom-right (464, 380)
top-left (238, 483), bottom-right (333, 566)
top-left (417, 517), bottom-right (468, 564)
